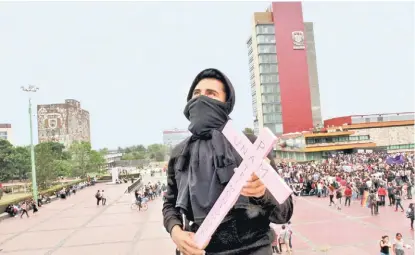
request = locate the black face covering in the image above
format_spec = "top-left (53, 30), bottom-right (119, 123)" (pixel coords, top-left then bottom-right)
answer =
top-left (175, 96), bottom-right (250, 225)
top-left (184, 95), bottom-right (229, 137)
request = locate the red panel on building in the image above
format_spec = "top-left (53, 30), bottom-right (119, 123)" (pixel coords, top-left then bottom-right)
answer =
top-left (324, 116), bottom-right (352, 127)
top-left (271, 2), bottom-right (313, 133)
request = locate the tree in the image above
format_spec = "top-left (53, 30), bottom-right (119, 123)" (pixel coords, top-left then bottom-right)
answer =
top-left (243, 128), bottom-right (254, 134)
top-left (115, 144), bottom-right (167, 162)
top-left (99, 147), bottom-right (109, 155)
top-left (53, 159), bottom-right (72, 177)
top-left (35, 142), bottom-right (61, 189)
top-left (69, 141), bottom-right (91, 178)
top-left (69, 141), bottom-right (106, 177)
top-left (5, 146), bottom-right (31, 181)
top-left (0, 139), bottom-right (14, 182)
top-left (88, 150), bottom-right (106, 174)
top-left (147, 144), bottom-right (167, 162)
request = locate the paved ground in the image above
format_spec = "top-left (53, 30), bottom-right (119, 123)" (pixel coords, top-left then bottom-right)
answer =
top-left (289, 195), bottom-right (414, 254)
top-left (0, 176), bottom-right (413, 254)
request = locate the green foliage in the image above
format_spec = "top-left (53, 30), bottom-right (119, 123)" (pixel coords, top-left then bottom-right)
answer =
top-left (0, 139), bottom-right (14, 181)
top-left (69, 141), bottom-right (106, 178)
top-left (243, 127), bottom-right (254, 134)
top-left (0, 140), bottom-right (32, 182)
top-left (35, 142), bottom-right (65, 189)
top-left (0, 140), bottom-right (106, 190)
top-left (119, 143), bottom-right (167, 162)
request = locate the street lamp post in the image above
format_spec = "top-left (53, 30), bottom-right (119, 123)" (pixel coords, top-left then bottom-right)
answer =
top-left (21, 85), bottom-right (39, 202)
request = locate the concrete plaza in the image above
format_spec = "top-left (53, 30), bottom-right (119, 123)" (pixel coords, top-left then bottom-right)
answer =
top-left (0, 177), bottom-right (413, 254)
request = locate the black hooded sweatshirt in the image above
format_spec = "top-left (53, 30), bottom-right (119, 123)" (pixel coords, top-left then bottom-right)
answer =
top-left (162, 68), bottom-right (293, 255)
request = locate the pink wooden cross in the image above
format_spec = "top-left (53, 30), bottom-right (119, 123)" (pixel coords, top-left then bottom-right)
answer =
top-left (193, 120), bottom-right (293, 248)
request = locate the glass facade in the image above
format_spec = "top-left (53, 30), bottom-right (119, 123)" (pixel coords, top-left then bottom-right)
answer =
top-left (0, 131), bottom-right (7, 140)
top-left (305, 135), bottom-right (370, 145)
top-left (247, 37), bottom-right (258, 135)
top-left (387, 143), bottom-right (415, 150)
top-left (255, 24), bottom-right (282, 135)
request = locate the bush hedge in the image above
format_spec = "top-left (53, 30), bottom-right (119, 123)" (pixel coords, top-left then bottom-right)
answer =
top-left (0, 179), bottom-right (85, 214)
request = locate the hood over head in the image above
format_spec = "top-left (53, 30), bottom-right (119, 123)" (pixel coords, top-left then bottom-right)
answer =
top-left (186, 68), bottom-right (235, 114)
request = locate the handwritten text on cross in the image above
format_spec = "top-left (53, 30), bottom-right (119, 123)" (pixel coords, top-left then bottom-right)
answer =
top-left (193, 120), bottom-right (293, 248)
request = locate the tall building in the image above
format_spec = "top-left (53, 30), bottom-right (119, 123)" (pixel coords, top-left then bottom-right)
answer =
top-left (0, 124), bottom-right (13, 144)
top-left (162, 129), bottom-right (191, 149)
top-left (247, 2), bottom-right (322, 136)
top-left (37, 99), bottom-right (90, 148)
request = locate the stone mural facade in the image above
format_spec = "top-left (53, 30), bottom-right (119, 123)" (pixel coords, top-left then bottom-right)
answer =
top-left (37, 99), bottom-right (90, 148)
top-left (353, 125), bottom-right (414, 147)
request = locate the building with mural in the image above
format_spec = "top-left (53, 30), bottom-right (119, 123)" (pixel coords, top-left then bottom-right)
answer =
top-left (0, 124), bottom-right (13, 144)
top-left (275, 112), bottom-right (414, 162)
top-left (247, 2), bottom-right (322, 136)
top-left (37, 99), bottom-right (90, 148)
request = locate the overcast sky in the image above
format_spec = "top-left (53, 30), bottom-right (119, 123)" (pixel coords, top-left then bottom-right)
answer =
top-left (0, 1), bottom-right (413, 149)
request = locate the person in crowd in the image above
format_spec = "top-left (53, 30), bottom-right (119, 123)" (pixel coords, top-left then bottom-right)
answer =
top-left (344, 185), bottom-right (352, 207)
top-left (328, 184), bottom-right (335, 206)
top-left (392, 233), bottom-right (410, 255)
top-left (335, 185), bottom-right (343, 210)
top-left (387, 183), bottom-right (395, 206)
top-left (31, 199), bottom-right (38, 215)
top-left (379, 235), bottom-right (391, 255)
top-left (406, 203), bottom-right (414, 231)
top-left (20, 201), bottom-right (29, 218)
top-left (395, 190), bottom-right (404, 212)
top-left (378, 185), bottom-right (387, 206)
top-left (270, 223), bottom-right (281, 254)
top-left (162, 68), bottom-right (293, 255)
top-left (369, 189), bottom-right (379, 216)
top-left (95, 190), bottom-right (102, 206)
top-left (101, 190), bottom-right (106, 205)
top-left (278, 225), bottom-right (292, 255)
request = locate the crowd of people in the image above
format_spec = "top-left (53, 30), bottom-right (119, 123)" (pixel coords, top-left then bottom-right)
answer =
top-left (3, 179), bottom-right (98, 218)
top-left (133, 181), bottom-right (166, 210)
top-left (272, 151), bottom-right (414, 254)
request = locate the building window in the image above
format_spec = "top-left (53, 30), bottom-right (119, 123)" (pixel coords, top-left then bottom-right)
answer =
top-left (263, 113), bottom-right (282, 124)
top-left (259, 64), bottom-right (278, 73)
top-left (258, 54), bottom-right (277, 64)
top-left (256, 24), bottom-right (275, 35)
top-left (0, 131), bottom-right (7, 140)
top-left (262, 104), bottom-right (281, 114)
top-left (262, 94), bottom-right (279, 103)
top-left (387, 144), bottom-right (415, 150)
top-left (349, 136), bottom-right (359, 141)
top-left (359, 135), bottom-right (370, 140)
top-left (260, 74), bottom-right (279, 83)
top-left (261, 84), bottom-right (279, 94)
top-left (265, 123), bottom-right (283, 134)
top-left (257, 35), bottom-right (275, 44)
top-left (258, 45), bottom-right (276, 54)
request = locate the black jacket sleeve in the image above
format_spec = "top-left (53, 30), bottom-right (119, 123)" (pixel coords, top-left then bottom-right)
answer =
top-left (244, 133), bottom-right (294, 224)
top-left (162, 146), bottom-right (184, 235)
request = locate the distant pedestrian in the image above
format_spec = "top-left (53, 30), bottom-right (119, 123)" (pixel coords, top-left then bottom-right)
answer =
top-left (406, 203), bottom-right (414, 230)
top-left (31, 200), bottom-right (38, 214)
top-left (101, 190), bottom-right (106, 205)
top-left (20, 202), bottom-right (29, 218)
top-left (95, 190), bottom-right (101, 206)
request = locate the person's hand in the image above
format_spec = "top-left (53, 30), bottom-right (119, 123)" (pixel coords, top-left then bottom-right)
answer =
top-left (241, 173), bottom-right (266, 198)
top-left (171, 225), bottom-right (208, 255)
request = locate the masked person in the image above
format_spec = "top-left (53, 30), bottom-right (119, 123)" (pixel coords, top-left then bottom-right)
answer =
top-left (162, 69), bottom-right (293, 255)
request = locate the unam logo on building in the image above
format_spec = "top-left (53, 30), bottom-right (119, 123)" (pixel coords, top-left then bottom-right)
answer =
top-left (292, 31), bottom-right (305, 50)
